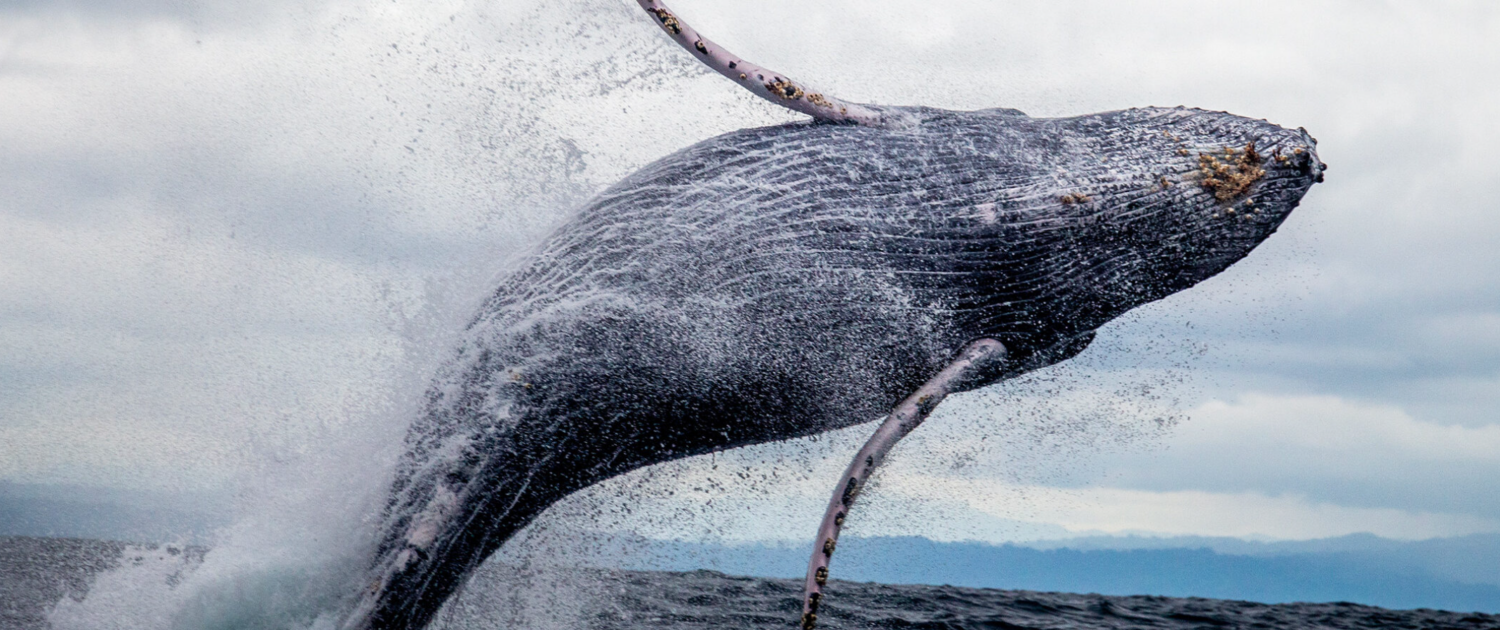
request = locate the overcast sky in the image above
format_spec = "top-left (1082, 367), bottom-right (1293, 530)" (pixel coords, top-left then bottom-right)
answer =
top-left (2, 0), bottom-right (1498, 548)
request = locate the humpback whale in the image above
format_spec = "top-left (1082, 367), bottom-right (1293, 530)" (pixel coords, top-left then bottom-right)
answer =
top-left (342, 2), bottom-right (1325, 628)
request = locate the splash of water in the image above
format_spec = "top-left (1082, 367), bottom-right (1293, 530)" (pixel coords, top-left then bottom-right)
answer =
top-left (40, 0), bottom-right (780, 626)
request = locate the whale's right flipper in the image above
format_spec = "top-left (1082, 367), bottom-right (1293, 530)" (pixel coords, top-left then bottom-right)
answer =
top-left (798, 339), bottom-right (1009, 630)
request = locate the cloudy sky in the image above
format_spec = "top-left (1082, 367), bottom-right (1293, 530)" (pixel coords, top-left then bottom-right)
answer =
top-left (2, 0), bottom-right (1498, 549)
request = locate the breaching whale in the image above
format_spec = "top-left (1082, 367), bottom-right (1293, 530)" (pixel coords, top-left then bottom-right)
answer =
top-left (341, 2), bottom-right (1326, 628)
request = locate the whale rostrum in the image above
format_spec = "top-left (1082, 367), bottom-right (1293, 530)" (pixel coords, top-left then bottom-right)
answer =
top-left (340, 2), bottom-right (1326, 628)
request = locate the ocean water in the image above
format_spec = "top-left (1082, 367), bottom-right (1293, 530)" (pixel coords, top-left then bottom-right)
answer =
top-left (9, 536), bottom-right (1500, 630)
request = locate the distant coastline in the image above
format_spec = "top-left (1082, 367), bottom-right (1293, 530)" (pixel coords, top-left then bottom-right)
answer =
top-left (582, 534), bottom-right (1500, 613)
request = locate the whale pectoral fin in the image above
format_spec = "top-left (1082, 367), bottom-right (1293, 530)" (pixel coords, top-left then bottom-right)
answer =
top-left (799, 339), bottom-right (1009, 629)
top-left (633, 0), bottom-right (882, 126)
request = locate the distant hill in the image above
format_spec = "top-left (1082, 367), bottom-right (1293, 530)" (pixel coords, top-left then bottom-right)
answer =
top-left (1019, 532), bottom-right (1500, 588)
top-left (579, 535), bottom-right (1500, 613)
top-left (0, 482), bottom-right (224, 544)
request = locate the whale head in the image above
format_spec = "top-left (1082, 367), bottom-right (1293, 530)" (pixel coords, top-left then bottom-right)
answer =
top-left (1118, 116), bottom-right (1325, 297)
top-left (934, 106), bottom-right (1324, 361)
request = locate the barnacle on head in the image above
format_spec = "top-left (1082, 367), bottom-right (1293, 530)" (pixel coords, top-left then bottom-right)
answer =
top-left (1198, 142), bottom-right (1265, 203)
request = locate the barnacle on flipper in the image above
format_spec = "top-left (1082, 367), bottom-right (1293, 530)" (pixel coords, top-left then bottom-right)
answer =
top-left (1198, 142), bottom-right (1265, 202)
top-left (766, 78), bottom-right (804, 100)
top-left (651, 8), bottom-right (681, 34)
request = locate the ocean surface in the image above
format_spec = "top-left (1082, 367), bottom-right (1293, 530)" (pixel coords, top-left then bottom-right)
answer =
top-left (8, 536), bottom-right (1500, 630)
top-left (2, 537), bottom-right (125, 630)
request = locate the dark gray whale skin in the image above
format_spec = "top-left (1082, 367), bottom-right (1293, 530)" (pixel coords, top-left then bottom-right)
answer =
top-left (343, 105), bottom-right (1324, 629)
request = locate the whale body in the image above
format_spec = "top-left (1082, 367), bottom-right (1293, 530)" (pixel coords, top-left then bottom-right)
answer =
top-left (343, 105), bottom-right (1324, 629)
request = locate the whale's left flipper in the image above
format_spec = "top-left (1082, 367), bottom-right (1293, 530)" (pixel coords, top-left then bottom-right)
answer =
top-left (800, 339), bottom-right (1009, 629)
top-left (635, 0), bottom-right (883, 126)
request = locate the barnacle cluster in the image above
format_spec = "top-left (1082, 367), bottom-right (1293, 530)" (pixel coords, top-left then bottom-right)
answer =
top-left (1198, 142), bottom-right (1265, 202)
top-left (651, 8), bottom-right (681, 34)
top-left (767, 78), bottom-right (804, 100)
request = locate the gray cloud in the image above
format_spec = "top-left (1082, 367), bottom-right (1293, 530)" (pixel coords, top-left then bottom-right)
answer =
top-left (1088, 394), bottom-right (1500, 519)
top-left (0, 0), bottom-right (1495, 541)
